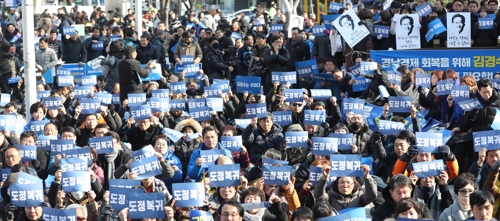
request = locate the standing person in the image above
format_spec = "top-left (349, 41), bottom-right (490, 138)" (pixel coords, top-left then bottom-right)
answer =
top-left (285, 27), bottom-right (311, 72)
top-left (101, 40), bottom-right (124, 93)
top-left (35, 37), bottom-right (58, 77)
top-left (0, 34), bottom-right (11, 94)
top-left (117, 46), bottom-right (156, 102)
top-left (264, 35), bottom-right (289, 94)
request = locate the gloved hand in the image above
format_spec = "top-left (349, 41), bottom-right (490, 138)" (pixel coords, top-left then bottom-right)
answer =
top-left (417, 86), bottom-right (423, 94)
top-left (377, 34), bottom-right (383, 40)
top-left (372, 131), bottom-right (382, 142)
top-left (438, 145), bottom-right (455, 161)
top-left (492, 160), bottom-right (500, 172)
top-left (400, 145), bottom-right (418, 162)
top-left (5, 203), bottom-right (16, 220)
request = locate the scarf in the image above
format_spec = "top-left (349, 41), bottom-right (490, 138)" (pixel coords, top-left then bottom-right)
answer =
top-left (243, 208), bottom-right (266, 221)
top-left (421, 185), bottom-right (436, 202)
top-left (104, 146), bottom-right (120, 180)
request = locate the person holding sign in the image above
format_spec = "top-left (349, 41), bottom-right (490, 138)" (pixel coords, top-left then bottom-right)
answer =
top-left (60, 28), bottom-right (87, 65)
top-left (387, 66), bottom-right (421, 109)
top-left (439, 173), bottom-right (477, 221)
top-left (418, 70), bottom-right (443, 121)
top-left (242, 113), bottom-right (285, 164)
top-left (264, 35), bottom-right (290, 95)
top-left (313, 163), bottom-right (377, 211)
top-left (85, 27), bottom-right (107, 62)
top-left (472, 7), bottom-right (498, 46)
top-left (408, 167), bottom-right (452, 218)
top-left (152, 135), bottom-right (183, 191)
top-left (469, 148), bottom-right (500, 189)
top-left (170, 118), bottom-right (203, 178)
top-left (238, 187), bottom-right (287, 221)
top-left (100, 40), bottom-right (125, 93)
top-left (23, 102), bottom-right (49, 133)
top-left (174, 31), bottom-right (203, 66)
top-left (117, 46), bottom-right (156, 103)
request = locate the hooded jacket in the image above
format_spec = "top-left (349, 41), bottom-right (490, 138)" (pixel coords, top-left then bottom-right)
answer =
top-left (242, 123), bottom-right (285, 164)
top-left (170, 118), bottom-right (202, 176)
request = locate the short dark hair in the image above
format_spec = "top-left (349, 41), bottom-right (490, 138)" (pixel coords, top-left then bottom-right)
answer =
top-left (181, 31), bottom-right (191, 38)
top-left (243, 34), bottom-right (253, 41)
top-left (39, 37), bottom-right (49, 44)
top-left (4, 102), bottom-right (16, 110)
top-left (124, 28), bottom-right (135, 37)
top-left (391, 1), bottom-right (402, 8)
top-left (140, 33), bottom-right (151, 41)
top-left (44, 122), bottom-right (58, 131)
top-left (30, 102), bottom-right (46, 115)
top-left (291, 27), bottom-right (300, 32)
top-left (258, 112), bottom-right (274, 122)
top-left (292, 207), bottom-right (314, 221)
top-left (388, 174), bottom-right (413, 190)
top-left (312, 201), bottom-right (337, 219)
top-left (239, 187), bottom-right (265, 204)
top-left (208, 36), bottom-right (218, 43)
top-left (124, 46), bottom-right (136, 58)
top-left (105, 131), bottom-right (121, 142)
top-left (477, 78), bottom-right (492, 90)
top-left (270, 35), bottom-right (281, 43)
top-left (255, 33), bottom-right (266, 40)
top-left (219, 201), bottom-right (244, 217)
top-left (95, 124), bottom-right (109, 130)
top-left (202, 125), bottom-right (219, 137)
top-left (454, 173), bottom-right (477, 194)
top-left (61, 126), bottom-right (77, 136)
top-left (394, 198), bottom-right (420, 218)
top-left (20, 131), bottom-right (37, 142)
top-left (470, 190), bottom-right (495, 209)
top-left (332, 123), bottom-right (348, 132)
top-left (469, 1), bottom-right (479, 7)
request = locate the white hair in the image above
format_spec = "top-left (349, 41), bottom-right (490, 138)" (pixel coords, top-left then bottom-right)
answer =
top-left (66, 204), bottom-right (88, 218)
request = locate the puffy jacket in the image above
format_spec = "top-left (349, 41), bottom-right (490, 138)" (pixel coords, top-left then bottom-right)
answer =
top-left (0, 37), bottom-right (11, 76)
top-left (136, 42), bottom-right (161, 64)
top-left (174, 41), bottom-right (203, 64)
top-left (285, 38), bottom-right (311, 71)
top-left (312, 35), bottom-right (332, 60)
top-left (150, 35), bottom-right (166, 63)
top-left (372, 185), bottom-right (433, 221)
top-left (48, 39), bottom-right (64, 59)
top-left (187, 143), bottom-right (233, 182)
top-left (313, 175), bottom-right (377, 211)
top-left (35, 47), bottom-right (58, 74)
top-left (473, 22), bottom-right (499, 46)
top-left (124, 125), bottom-right (163, 151)
top-left (200, 14), bottom-right (217, 31)
top-left (170, 139), bottom-right (201, 178)
top-left (124, 37), bottom-right (137, 48)
top-left (203, 46), bottom-right (230, 81)
top-left (348, 124), bottom-right (373, 158)
top-left (85, 36), bottom-right (106, 61)
top-left (458, 89), bottom-right (500, 133)
top-left (117, 58), bottom-right (152, 102)
top-left (251, 43), bottom-right (271, 66)
top-left (96, 143), bottom-right (132, 190)
top-left (264, 47), bottom-right (290, 84)
top-left (242, 123), bottom-right (285, 164)
top-left (438, 200), bottom-right (473, 221)
top-left (61, 36), bottom-right (87, 63)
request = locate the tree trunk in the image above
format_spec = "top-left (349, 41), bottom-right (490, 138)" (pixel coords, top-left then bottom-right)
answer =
top-left (160, 0), bottom-right (171, 30)
top-left (182, 0), bottom-right (195, 11)
top-left (282, 0), bottom-right (300, 23)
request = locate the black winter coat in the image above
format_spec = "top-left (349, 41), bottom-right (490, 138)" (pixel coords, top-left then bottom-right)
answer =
top-left (285, 38), bottom-right (311, 71)
top-left (472, 21), bottom-right (498, 47)
top-left (372, 186), bottom-right (433, 221)
top-left (242, 123), bottom-right (285, 164)
top-left (124, 125), bottom-right (162, 151)
top-left (61, 36), bottom-right (87, 63)
top-left (459, 89), bottom-right (500, 132)
top-left (312, 35), bottom-right (332, 60)
top-left (419, 85), bottom-right (441, 121)
top-left (169, 139), bottom-right (202, 179)
top-left (348, 124), bottom-right (373, 158)
top-left (264, 48), bottom-right (290, 84)
top-left (136, 42), bottom-right (161, 64)
top-left (203, 46), bottom-right (229, 81)
top-left (118, 58), bottom-right (152, 102)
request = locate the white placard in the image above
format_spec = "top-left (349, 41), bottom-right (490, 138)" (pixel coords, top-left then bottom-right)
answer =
top-left (395, 14), bottom-right (421, 50)
top-left (447, 12), bottom-right (471, 48)
top-left (332, 9), bottom-right (370, 48)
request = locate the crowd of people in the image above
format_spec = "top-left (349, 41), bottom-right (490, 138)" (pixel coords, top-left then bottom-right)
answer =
top-left (0, 0), bottom-right (499, 221)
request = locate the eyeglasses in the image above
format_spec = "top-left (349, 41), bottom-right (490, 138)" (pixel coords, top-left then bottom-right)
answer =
top-left (458, 189), bottom-right (474, 196)
top-left (339, 181), bottom-right (354, 186)
top-left (291, 103), bottom-right (302, 106)
top-left (221, 213), bottom-right (240, 218)
top-left (454, 4), bottom-right (463, 7)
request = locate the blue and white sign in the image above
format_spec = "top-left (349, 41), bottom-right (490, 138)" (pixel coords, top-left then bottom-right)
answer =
top-left (29, 120), bottom-right (50, 135)
top-left (359, 62), bottom-right (378, 76)
top-left (109, 179), bottom-right (141, 188)
top-left (190, 210), bottom-right (214, 221)
top-left (416, 132), bottom-right (443, 153)
top-left (89, 136), bottom-right (114, 154)
top-left (0, 93), bottom-right (10, 106)
top-left (235, 118), bottom-right (253, 129)
top-left (329, 154), bottom-right (363, 177)
top-left (386, 70), bottom-right (402, 86)
top-left (37, 90), bottom-right (50, 102)
top-left (0, 114), bottom-right (16, 131)
top-left (169, 99), bottom-right (186, 111)
top-left (310, 89), bottom-right (332, 100)
top-left (436, 79), bottom-right (454, 95)
top-left (172, 183), bottom-right (205, 207)
top-left (328, 2), bottom-right (342, 13)
top-left (253, 19), bottom-right (264, 26)
top-left (58, 76), bottom-right (74, 87)
top-left (56, 68), bottom-right (72, 76)
top-left (64, 148), bottom-right (92, 165)
top-left (262, 165), bottom-right (292, 185)
top-left (312, 137), bottom-right (339, 156)
top-left (43, 208), bottom-right (77, 221)
top-left (49, 139), bottom-right (74, 156)
top-left (285, 131), bottom-right (308, 148)
top-left (425, 19), bottom-right (447, 42)
top-left (220, 136), bottom-right (243, 152)
top-left (128, 93), bottom-right (147, 106)
top-left (148, 98), bottom-right (170, 112)
top-left (295, 59), bottom-right (319, 76)
top-left (129, 104), bottom-right (152, 121)
top-left (272, 111), bottom-right (292, 126)
top-left (189, 107), bottom-right (211, 122)
top-left (205, 98), bottom-right (223, 112)
top-left (212, 79), bottom-right (231, 93)
top-left (388, 96), bottom-right (412, 113)
top-left (312, 25), bottom-right (327, 36)
top-left (188, 98), bottom-right (206, 110)
top-left (36, 136), bottom-right (53, 151)
top-left (245, 103), bottom-right (268, 119)
top-left (342, 98), bottom-right (365, 115)
top-left (458, 98), bottom-right (483, 111)
top-left (415, 72), bottom-right (431, 88)
top-left (309, 166), bottom-right (324, 186)
top-left (413, 159), bottom-right (445, 178)
top-left (181, 55), bottom-right (194, 64)
top-left (80, 98), bottom-right (101, 114)
top-left (451, 86), bottom-right (470, 102)
top-left (42, 97), bottom-right (63, 110)
top-left (170, 81), bottom-right (187, 93)
top-left (16, 172), bottom-right (42, 185)
top-left (61, 171), bottom-right (91, 192)
top-left (151, 89), bottom-right (170, 99)
top-left (92, 41), bottom-right (104, 50)
top-left (329, 133), bottom-right (353, 150)
top-left (201, 149), bottom-right (226, 168)
top-left (15, 145), bottom-right (37, 162)
top-left (272, 72), bottom-right (297, 84)
top-left (323, 14), bottom-right (341, 30)
top-left (1, 168), bottom-right (10, 182)
top-left (349, 64), bottom-right (361, 77)
top-left (304, 110), bottom-right (326, 125)
top-left (109, 186), bottom-right (142, 211)
top-left (73, 86), bottom-right (91, 99)
top-left (112, 94), bottom-right (120, 105)
top-left (175, 63), bottom-right (202, 73)
top-left (63, 26), bottom-right (76, 35)
top-left (352, 76), bottom-right (370, 92)
top-left (60, 158), bottom-right (88, 172)
top-left (132, 145), bottom-right (156, 161)
top-left (230, 32), bottom-right (242, 39)
top-left (378, 120), bottom-right (406, 135)
top-left (271, 24), bottom-right (284, 32)
top-left (416, 2), bottom-right (432, 17)
top-left (473, 130), bottom-right (500, 152)
top-left (262, 157), bottom-right (289, 167)
top-left (128, 193), bottom-right (165, 219)
top-left (208, 164), bottom-right (240, 187)
top-left (491, 108), bottom-right (500, 130)
top-left (235, 76), bottom-right (261, 94)
top-left (283, 89), bottom-right (303, 103)
top-left (204, 85), bottom-right (223, 97)
top-left (93, 93), bottom-right (112, 105)
top-left (479, 18), bottom-right (494, 29)
top-left (9, 183), bottom-right (44, 207)
top-left (130, 156), bottom-right (162, 180)
top-left (373, 25), bottom-right (389, 38)
top-left (80, 75), bottom-right (97, 86)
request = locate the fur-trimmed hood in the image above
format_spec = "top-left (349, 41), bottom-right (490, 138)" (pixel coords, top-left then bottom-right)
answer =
top-left (174, 118), bottom-right (203, 133)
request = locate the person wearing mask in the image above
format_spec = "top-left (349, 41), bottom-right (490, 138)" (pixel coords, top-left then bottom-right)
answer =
top-left (285, 27), bottom-right (311, 73)
top-left (117, 46), bottom-right (156, 102)
top-left (203, 36), bottom-right (234, 81)
top-left (264, 35), bottom-right (290, 94)
top-left (174, 31), bottom-right (203, 65)
top-left (35, 37), bottom-right (58, 78)
top-left (136, 33), bottom-right (161, 64)
top-left (85, 27), bottom-right (106, 61)
top-left (439, 173), bottom-right (476, 221)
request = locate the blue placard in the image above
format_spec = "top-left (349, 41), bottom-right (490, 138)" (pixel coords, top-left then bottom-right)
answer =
top-left (362, 157), bottom-right (374, 175)
top-left (241, 202), bottom-right (271, 211)
top-left (170, 81), bottom-right (187, 93)
top-left (0, 114), bottom-right (16, 131)
top-left (359, 62), bottom-right (378, 76)
top-left (262, 165), bottom-right (292, 185)
top-left (352, 76), bottom-right (370, 92)
top-left (473, 130), bottom-right (500, 152)
top-left (272, 71), bottom-right (297, 84)
top-left (8, 76), bottom-right (21, 84)
top-left (141, 72), bottom-right (163, 81)
top-left (235, 76), bottom-right (262, 94)
top-left (130, 156), bottom-right (162, 179)
top-left (323, 14), bottom-right (341, 30)
top-left (151, 89), bottom-right (170, 99)
top-left (42, 97), bottom-right (63, 110)
top-left (220, 136), bottom-right (243, 152)
top-left (56, 68), bottom-right (71, 76)
top-left (127, 93), bottom-right (147, 106)
top-left (1, 168), bottom-right (10, 182)
top-left (458, 98), bottom-right (483, 111)
top-left (109, 179), bottom-right (141, 188)
top-left (416, 2), bottom-right (432, 17)
top-left (204, 85), bottom-right (223, 98)
top-left (49, 139), bottom-right (75, 156)
top-left (479, 18), bottom-right (494, 29)
top-left (436, 79), bottom-right (454, 95)
top-left (208, 164), bottom-right (241, 187)
top-left (132, 145), bottom-right (156, 161)
top-left (312, 137), bottom-right (339, 156)
top-left (304, 110), bottom-right (326, 125)
top-left (63, 26), bottom-right (76, 35)
top-left (416, 132), bottom-right (443, 153)
top-left (329, 133), bottom-right (353, 150)
top-left (415, 72), bottom-right (431, 88)
top-left (310, 89), bottom-right (332, 100)
top-left (88, 136), bottom-right (114, 154)
top-left (373, 25), bottom-right (389, 38)
top-left (285, 131), bottom-right (308, 148)
top-left (235, 119), bottom-right (253, 129)
top-left (328, 2), bottom-right (342, 13)
top-left (80, 98), bottom-right (101, 114)
top-left (295, 59), bottom-right (319, 76)
top-left (187, 23), bottom-right (195, 29)
top-left (15, 145), bottom-right (37, 162)
top-left (64, 148), bottom-right (92, 165)
top-left (37, 90), bottom-right (50, 102)
top-left (61, 171), bottom-right (91, 192)
top-left (181, 55), bottom-right (194, 64)
top-left (172, 183), bottom-right (205, 207)
top-left (36, 136), bottom-right (54, 151)
top-left (283, 89), bottom-right (303, 103)
top-left (93, 93), bottom-right (112, 105)
top-left (451, 86), bottom-right (470, 102)
top-left (112, 94), bottom-right (120, 105)
top-left (169, 99), bottom-right (186, 111)
top-left (170, 42), bottom-right (177, 52)
top-left (189, 107), bottom-right (211, 122)
top-left (349, 64), bottom-right (361, 77)
top-left (73, 86), bottom-right (91, 99)
top-left (109, 186), bottom-right (142, 211)
top-left (29, 120), bottom-right (50, 135)
top-left (342, 98), bottom-right (365, 115)
top-left (334, 207), bottom-right (367, 220)
top-left (205, 98), bottom-right (223, 112)
top-left (270, 24), bottom-right (284, 32)
top-left (129, 104), bottom-right (152, 121)
top-left (245, 103), bottom-right (268, 119)
top-left (60, 63), bottom-right (86, 85)
top-left (148, 98), bottom-right (170, 112)
top-left (187, 98), bottom-right (206, 109)
top-left (378, 120), bottom-right (406, 135)
top-left (253, 19), bottom-right (264, 26)
top-left (312, 25), bottom-right (326, 36)
top-left (1, 93), bottom-right (11, 106)
top-left (212, 79), bottom-right (230, 93)
top-left (413, 159), bottom-right (445, 178)
top-left (262, 157), bottom-right (289, 167)
top-left (43, 208), bottom-right (77, 221)
top-left (272, 110), bottom-right (292, 126)
top-left (329, 154), bottom-right (363, 177)
top-left (127, 192), bottom-right (165, 219)
top-left (386, 70), bottom-right (402, 86)
top-left (200, 149), bottom-right (225, 168)
top-left (16, 172), bottom-right (42, 185)
top-left (9, 183), bottom-right (44, 207)
top-left (230, 32), bottom-right (242, 39)
top-left (91, 41), bottom-right (104, 50)
top-left (388, 96), bottom-right (412, 113)
top-left (60, 158), bottom-right (88, 172)
top-left (308, 166), bottom-right (324, 186)
top-left (175, 63), bottom-right (202, 73)
top-left (190, 210), bottom-right (214, 221)
top-left (110, 36), bottom-right (122, 42)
